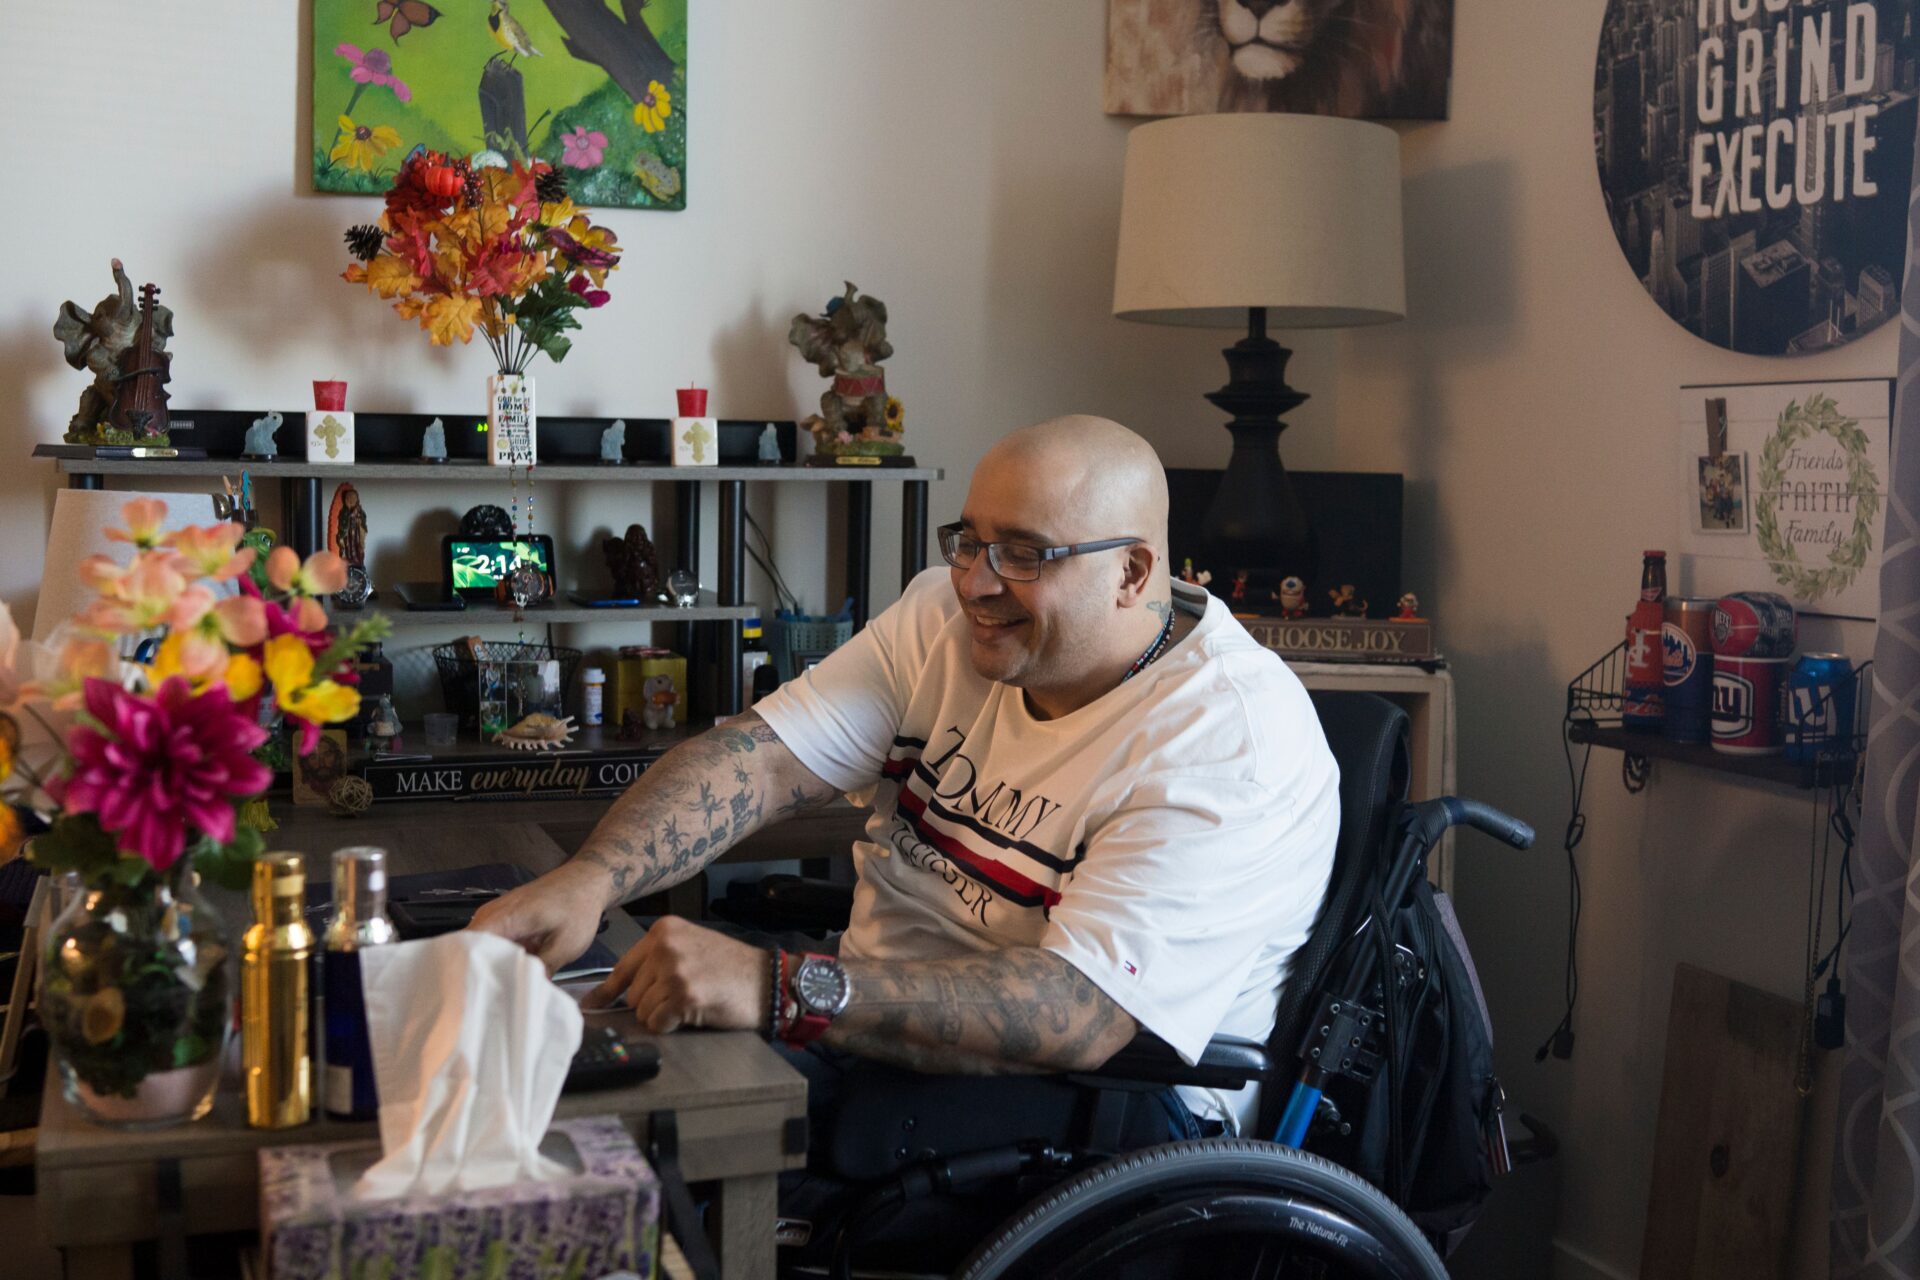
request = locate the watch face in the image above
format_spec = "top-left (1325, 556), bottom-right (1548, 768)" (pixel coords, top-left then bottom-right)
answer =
top-left (794, 957), bottom-right (851, 1018)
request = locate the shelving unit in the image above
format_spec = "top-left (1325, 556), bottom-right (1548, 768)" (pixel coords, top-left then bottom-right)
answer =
top-left (47, 422), bottom-right (944, 717)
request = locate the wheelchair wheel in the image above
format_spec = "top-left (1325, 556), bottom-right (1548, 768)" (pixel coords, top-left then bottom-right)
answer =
top-left (954, 1139), bottom-right (1447, 1280)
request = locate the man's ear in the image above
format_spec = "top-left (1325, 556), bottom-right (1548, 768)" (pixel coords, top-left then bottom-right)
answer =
top-left (1115, 545), bottom-right (1156, 605)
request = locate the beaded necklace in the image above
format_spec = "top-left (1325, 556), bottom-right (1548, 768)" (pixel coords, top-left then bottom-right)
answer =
top-left (1120, 609), bottom-right (1176, 684)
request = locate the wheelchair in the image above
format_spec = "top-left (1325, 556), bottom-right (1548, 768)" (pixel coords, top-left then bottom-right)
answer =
top-left (723, 691), bottom-right (1537, 1280)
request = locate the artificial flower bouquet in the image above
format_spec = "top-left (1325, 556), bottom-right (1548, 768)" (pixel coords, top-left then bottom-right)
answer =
top-left (0, 498), bottom-right (386, 1124)
top-left (340, 149), bottom-right (622, 375)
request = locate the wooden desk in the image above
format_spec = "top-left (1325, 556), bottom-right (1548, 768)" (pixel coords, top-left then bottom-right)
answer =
top-left (36, 822), bottom-right (811, 1280)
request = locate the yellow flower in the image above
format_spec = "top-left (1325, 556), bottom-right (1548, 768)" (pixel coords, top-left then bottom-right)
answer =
top-left (263, 635), bottom-right (361, 729)
top-left (0, 730), bottom-right (12, 783)
top-left (145, 633), bottom-right (264, 702)
top-left (884, 397), bottom-right (904, 431)
top-left (81, 988), bottom-right (125, 1046)
top-left (330, 115), bottom-right (402, 173)
top-left (632, 80), bottom-right (672, 133)
top-left (423, 294), bottom-right (483, 346)
top-left (538, 197), bottom-right (577, 229)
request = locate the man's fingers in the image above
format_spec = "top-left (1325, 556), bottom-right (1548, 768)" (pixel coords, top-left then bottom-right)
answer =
top-left (584, 936), bottom-right (650, 1009)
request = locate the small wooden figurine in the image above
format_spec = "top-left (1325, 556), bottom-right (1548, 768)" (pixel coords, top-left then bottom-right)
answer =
top-left (602, 523), bottom-right (662, 601)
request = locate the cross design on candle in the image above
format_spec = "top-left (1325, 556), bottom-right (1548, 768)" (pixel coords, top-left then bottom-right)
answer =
top-left (314, 414), bottom-right (347, 459)
top-left (681, 418), bottom-right (713, 463)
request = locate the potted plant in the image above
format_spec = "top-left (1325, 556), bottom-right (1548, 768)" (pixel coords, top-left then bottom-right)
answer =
top-left (0, 499), bottom-right (385, 1127)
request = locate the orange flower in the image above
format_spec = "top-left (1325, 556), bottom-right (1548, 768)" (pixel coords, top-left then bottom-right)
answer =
top-left (169, 524), bottom-right (255, 582)
top-left (266, 548), bottom-right (348, 597)
top-left (104, 498), bottom-right (169, 550)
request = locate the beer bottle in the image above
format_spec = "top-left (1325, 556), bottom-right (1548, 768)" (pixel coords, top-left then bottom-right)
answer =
top-left (1623, 551), bottom-right (1668, 731)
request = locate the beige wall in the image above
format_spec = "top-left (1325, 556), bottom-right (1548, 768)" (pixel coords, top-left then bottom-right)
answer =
top-left (3, 1), bottom-right (1873, 1274)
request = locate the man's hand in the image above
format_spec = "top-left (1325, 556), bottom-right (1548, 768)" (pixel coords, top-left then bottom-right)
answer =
top-left (584, 916), bottom-right (772, 1035)
top-left (469, 860), bottom-right (610, 975)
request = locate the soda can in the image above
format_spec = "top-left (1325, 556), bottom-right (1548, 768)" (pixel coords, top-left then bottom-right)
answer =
top-left (1712, 655), bottom-right (1790, 755)
top-left (1784, 653), bottom-right (1857, 764)
top-left (1711, 592), bottom-right (1798, 658)
top-left (1662, 598), bottom-right (1716, 744)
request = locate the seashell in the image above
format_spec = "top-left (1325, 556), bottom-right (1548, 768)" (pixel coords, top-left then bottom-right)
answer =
top-left (492, 713), bottom-right (577, 751)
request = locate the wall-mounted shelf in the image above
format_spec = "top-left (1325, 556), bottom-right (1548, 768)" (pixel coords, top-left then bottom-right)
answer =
top-left (1564, 722), bottom-right (1855, 790)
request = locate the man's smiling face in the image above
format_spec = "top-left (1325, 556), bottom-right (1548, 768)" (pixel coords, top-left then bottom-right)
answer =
top-left (951, 451), bottom-right (1117, 693)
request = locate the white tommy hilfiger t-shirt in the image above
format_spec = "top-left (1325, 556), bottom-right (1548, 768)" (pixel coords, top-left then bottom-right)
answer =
top-left (756, 569), bottom-right (1338, 1131)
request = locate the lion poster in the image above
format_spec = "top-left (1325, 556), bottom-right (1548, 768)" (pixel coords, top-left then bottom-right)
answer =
top-left (311, 0), bottom-right (686, 210)
top-left (1105, 0), bottom-right (1453, 119)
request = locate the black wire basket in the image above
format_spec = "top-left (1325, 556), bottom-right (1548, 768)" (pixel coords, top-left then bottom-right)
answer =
top-left (1565, 640), bottom-right (1871, 784)
top-left (432, 640), bottom-right (583, 735)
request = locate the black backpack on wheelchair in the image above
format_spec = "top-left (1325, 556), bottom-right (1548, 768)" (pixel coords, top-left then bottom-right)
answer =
top-left (735, 690), bottom-right (1535, 1279)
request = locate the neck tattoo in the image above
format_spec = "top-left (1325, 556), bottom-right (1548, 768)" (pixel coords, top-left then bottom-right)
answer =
top-left (1122, 609), bottom-right (1176, 684)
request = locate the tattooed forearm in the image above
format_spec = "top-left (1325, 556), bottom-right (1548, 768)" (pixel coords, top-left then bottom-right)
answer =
top-left (571, 712), bottom-right (839, 907)
top-left (825, 947), bottom-right (1138, 1075)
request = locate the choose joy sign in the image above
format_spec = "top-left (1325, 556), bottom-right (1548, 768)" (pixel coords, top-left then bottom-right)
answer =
top-left (1595, 0), bottom-right (1918, 355)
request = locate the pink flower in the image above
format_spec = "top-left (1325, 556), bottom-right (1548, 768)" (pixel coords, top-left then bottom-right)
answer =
top-left (103, 497), bottom-right (169, 550)
top-left (241, 576), bottom-right (334, 661)
top-left (335, 43), bottom-right (411, 102)
top-left (559, 126), bottom-right (607, 170)
top-left (62, 677), bottom-right (272, 872)
top-left (545, 227), bottom-right (620, 270)
top-left (567, 273), bottom-right (610, 308)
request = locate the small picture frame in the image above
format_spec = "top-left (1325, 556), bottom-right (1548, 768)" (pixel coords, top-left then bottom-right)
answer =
top-left (671, 417), bottom-right (719, 467)
top-left (291, 729), bottom-right (350, 806)
top-left (305, 411), bottom-right (355, 465)
top-left (1694, 452), bottom-right (1749, 534)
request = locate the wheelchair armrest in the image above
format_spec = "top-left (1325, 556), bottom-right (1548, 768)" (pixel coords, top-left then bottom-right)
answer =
top-left (1079, 1031), bottom-right (1278, 1091)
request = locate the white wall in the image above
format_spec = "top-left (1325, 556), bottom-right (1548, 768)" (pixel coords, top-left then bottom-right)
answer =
top-left (2, 1), bottom-right (1873, 1274)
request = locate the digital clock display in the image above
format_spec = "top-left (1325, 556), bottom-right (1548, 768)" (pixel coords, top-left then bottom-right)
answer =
top-left (449, 539), bottom-right (551, 592)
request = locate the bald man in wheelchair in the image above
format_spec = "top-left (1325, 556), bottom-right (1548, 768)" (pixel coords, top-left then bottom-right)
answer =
top-left (473, 414), bottom-right (1338, 1157)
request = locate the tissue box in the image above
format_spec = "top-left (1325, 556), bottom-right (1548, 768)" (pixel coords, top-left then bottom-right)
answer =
top-left (260, 1117), bottom-right (659, 1280)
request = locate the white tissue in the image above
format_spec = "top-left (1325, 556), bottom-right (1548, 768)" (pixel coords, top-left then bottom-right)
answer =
top-left (354, 931), bottom-right (584, 1200)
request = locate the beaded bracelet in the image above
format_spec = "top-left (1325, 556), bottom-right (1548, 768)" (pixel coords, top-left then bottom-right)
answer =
top-left (767, 947), bottom-right (785, 1043)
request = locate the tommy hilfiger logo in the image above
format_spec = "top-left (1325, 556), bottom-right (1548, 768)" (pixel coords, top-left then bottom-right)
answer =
top-left (922, 727), bottom-right (1064, 840)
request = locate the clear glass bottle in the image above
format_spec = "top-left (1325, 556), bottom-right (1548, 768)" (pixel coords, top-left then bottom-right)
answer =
top-left (323, 846), bottom-right (396, 1121)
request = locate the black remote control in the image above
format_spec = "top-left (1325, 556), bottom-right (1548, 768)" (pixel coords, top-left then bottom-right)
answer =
top-left (563, 1026), bottom-right (662, 1092)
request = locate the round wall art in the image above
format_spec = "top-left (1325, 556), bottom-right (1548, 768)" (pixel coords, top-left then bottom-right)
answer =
top-left (1594, 0), bottom-right (1919, 355)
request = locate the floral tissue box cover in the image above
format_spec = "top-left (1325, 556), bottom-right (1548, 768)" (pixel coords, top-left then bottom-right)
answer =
top-left (260, 1116), bottom-right (660, 1280)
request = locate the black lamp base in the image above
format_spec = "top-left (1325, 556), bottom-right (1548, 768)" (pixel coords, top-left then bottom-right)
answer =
top-left (1198, 308), bottom-right (1318, 591)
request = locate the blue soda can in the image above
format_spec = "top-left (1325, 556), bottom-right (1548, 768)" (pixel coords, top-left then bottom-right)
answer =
top-left (1784, 653), bottom-right (1857, 763)
top-left (1662, 599), bottom-right (1716, 744)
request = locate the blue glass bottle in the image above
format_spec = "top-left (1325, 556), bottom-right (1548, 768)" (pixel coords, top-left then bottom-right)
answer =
top-left (323, 846), bottom-right (395, 1121)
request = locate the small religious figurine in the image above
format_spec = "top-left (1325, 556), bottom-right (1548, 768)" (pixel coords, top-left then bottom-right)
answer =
top-left (1274, 575), bottom-right (1308, 619)
top-left (420, 417), bottom-right (447, 463)
top-left (54, 259), bottom-right (173, 443)
top-left (599, 419), bottom-right (626, 465)
top-left (757, 422), bottom-right (782, 465)
top-left (1329, 584), bottom-right (1368, 617)
top-left (242, 411), bottom-right (284, 460)
top-left (790, 282), bottom-right (909, 464)
top-left (329, 483), bottom-right (368, 570)
top-left (1394, 592), bottom-right (1425, 621)
top-left (602, 523), bottom-right (662, 601)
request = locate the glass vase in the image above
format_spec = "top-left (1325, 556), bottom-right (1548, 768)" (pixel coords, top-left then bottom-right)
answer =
top-left (39, 867), bottom-right (233, 1129)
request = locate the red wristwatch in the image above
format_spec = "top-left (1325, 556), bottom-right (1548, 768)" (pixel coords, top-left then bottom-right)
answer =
top-left (779, 953), bottom-right (851, 1048)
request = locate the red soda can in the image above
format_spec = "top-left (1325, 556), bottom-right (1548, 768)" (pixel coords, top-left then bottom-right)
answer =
top-left (1711, 592), bottom-right (1797, 658)
top-left (1711, 655), bottom-right (1789, 754)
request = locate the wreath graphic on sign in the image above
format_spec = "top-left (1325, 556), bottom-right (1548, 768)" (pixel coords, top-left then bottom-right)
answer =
top-left (1754, 394), bottom-right (1880, 602)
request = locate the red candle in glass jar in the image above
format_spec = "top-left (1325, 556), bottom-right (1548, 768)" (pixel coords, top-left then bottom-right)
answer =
top-left (313, 381), bottom-right (347, 411)
top-left (676, 387), bottom-right (709, 417)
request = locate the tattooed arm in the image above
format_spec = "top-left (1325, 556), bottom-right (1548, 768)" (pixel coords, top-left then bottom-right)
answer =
top-left (824, 948), bottom-right (1139, 1074)
top-left (469, 711), bottom-right (840, 972)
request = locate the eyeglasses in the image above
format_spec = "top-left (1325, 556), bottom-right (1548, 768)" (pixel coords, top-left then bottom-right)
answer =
top-left (937, 522), bottom-right (1143, 583)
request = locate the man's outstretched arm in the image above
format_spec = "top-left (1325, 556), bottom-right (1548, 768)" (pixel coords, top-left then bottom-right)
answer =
top-left (588, 918), bottom-right (1138, 1074)
top-left (470, 712), bottom-right (840, 971)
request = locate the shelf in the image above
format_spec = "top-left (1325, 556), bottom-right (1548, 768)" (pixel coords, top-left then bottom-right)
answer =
top-left (343, 591), bottom-right (757, 627)
top-left (1565, 722), bottom-right (1854, 789)
top-left (53, 458), bottom-right (944, 483)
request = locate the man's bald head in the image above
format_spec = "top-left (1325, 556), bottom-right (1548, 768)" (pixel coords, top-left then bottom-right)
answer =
top-left (974, 416), bottom-right (1169, 556)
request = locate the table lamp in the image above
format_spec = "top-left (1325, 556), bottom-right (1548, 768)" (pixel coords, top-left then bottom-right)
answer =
top-left (1113, 113), bottom-right (1405, 594)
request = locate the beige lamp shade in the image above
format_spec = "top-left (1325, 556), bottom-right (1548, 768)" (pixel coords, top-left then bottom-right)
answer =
top-left (34, 489), bottom-right (219, 642)
top-left (1113, 113), bottom-right (1406, 329)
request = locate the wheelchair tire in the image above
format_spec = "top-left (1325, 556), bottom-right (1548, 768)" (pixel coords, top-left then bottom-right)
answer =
top-left (954, 1138), bottom-right (1447, 1280)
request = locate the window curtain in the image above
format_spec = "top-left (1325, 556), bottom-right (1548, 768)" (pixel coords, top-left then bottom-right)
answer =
top-left (1831, 129), bottom-right (1920, 1273)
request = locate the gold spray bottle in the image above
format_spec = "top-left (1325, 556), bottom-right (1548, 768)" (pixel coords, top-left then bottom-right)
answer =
top-left (243, 852), bottom-right (313, 1129)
